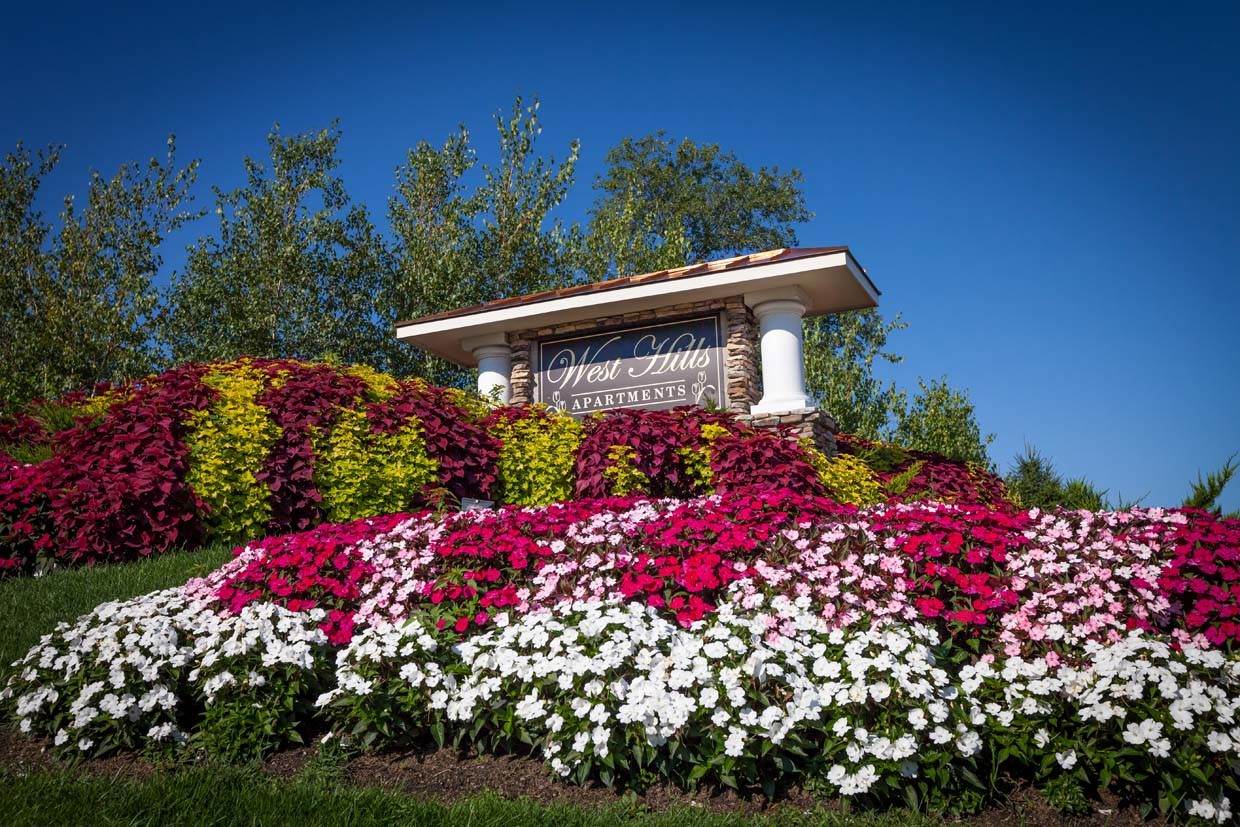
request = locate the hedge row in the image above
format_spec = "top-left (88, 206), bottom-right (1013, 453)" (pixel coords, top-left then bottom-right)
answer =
top-left (0, 358), bottom-right (1010, 572)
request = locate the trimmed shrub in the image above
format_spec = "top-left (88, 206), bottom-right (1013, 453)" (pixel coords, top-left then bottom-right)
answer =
top-left (484, 405), bottom-right (583, 505)
top-left (312, 406), bottom-right (440, 523)
top-left (184, 360), bottom-right (281, 544)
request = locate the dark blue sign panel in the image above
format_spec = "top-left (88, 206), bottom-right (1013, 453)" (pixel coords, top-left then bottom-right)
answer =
top-left (535, 315), bottom-right (726, 415)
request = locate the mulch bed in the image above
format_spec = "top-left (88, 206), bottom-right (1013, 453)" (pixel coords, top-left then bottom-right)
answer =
top-left (0, 726), bottom-right (1158, 825)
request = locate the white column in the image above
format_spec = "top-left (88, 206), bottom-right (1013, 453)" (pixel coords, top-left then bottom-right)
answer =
top-left (750, 296), bottom-right (810, 415)
top-left (465, 336), bottom-right (512, 404)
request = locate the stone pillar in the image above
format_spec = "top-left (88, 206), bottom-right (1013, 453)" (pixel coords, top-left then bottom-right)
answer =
top-left (748, 291), bottom-right (810, 415)
top-left (507, 333), bottom-right (533, 405)
top-left (464, 335), bottom-right (512, 403)
top-left (723, 296), bottom-right (760, 415)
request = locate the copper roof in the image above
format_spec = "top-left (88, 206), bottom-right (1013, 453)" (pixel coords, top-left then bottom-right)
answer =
top-left (396, 246), bottom-right (873, 327)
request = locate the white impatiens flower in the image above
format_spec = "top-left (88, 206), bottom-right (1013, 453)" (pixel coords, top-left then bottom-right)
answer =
top-left (1121, 718), bottom-right (1163, 747)
top-left (1205, 731), bottom-right (1232, 752)
top-left (1188, 799), bottom-right (1217, 821)
top-left (1055, 749), bottom-right (1077, 769)
top-left (514, 691), bottom-right (546, 721)
top-left (955, 730), bottom-right (982, 757)
top-left (724, 728), bottom-right (747, 757)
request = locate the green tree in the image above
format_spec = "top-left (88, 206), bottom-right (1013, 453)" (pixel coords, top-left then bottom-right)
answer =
top-left (160, 123), bottom-right (388, 366)
top-left (1005, 444), bottom-right (1110, 511)
top-left (381, 98), bottom-right (582, 384)
top-left (803, 310), bottom-right (908, 439)
top-left (585, 132), bottom-right (811, 276)
top-left (583, 130), bottom-right (926, 445)
top-left (0, 139), bottom-right (198, 406)
top-left (1182, 453), bottom-right (1239, 518)
top-left (891, 376), bottom-right (994, 465)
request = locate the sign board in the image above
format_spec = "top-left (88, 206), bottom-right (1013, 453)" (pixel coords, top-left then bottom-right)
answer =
top-left (535, 315), bottom-right (726, 415)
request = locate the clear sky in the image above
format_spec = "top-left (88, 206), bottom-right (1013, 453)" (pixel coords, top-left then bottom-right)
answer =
top-left (3, 1), bottom-right (1237, 511)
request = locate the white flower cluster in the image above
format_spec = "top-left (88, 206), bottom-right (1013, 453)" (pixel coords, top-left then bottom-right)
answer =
top-left (324, 593), bottom-right (984, 794)
top-left (2, 589), bottom-right (328, 754)
top-left (978, 634), bottom-right (1240, 763)
top-left (319, 589), bottom-right (1240, 819)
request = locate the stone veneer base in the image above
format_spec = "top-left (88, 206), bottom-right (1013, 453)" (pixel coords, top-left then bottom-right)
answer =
top-left (736, 407), bottom-right (838, 457)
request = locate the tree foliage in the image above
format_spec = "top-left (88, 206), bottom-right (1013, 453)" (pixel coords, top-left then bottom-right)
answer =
top-left (381, 98), bottom-right (581, 385)
top-left (5, 98), bottom-right (992, 472)
top-left (1182, 453), bottom-right (1239, 518)
top-left (891, 376), bottom-right (994, 466)
top-left (1005, 444), bottom-right (1110, 511)
top-left (802, 310), bottom-right (907, 440)
top-left (585, 132), bottom-right (811, 277)
top-left (0, 139), bottom-right (198, 406)
top-left (159, 123), bottom-right (387, 367)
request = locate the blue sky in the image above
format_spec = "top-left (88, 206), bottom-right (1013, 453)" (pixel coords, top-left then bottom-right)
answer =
top-left (3, 1), bottom-right (1238, 510)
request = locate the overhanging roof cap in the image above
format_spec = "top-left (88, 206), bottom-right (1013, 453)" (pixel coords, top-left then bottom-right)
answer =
top-left (396, 246), bottom-right (880, 366)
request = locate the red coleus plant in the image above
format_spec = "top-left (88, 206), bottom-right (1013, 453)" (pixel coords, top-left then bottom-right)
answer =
top-left (46, 363), bottom-right (216, 565)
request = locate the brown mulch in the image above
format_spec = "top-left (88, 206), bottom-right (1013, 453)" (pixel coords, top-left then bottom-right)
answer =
top-left (0, 725), bottom-right (1161, 825)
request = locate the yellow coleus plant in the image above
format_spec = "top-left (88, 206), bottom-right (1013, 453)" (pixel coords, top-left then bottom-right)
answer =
top-left (677, 421), bottom-right (732, 493)
top-left (805, 443), bottom-right (886, 506)
top-left (185, 361), bottom-right (281, 544)
top-left (490, 408), bottom-right (583, 506)
top-left (603, 444), bottom-right (650, 496)
top-left (312, 406), bottom-right (439, 523)
top-left (345, 364), bottom-right (400, 402)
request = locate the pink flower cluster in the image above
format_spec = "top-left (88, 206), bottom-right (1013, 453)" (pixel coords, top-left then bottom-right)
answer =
top-left (192, 488), bottom-right (1240, 658)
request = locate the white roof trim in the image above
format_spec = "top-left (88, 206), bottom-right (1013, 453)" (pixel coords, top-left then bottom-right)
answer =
top-left (397, 250), bottom-right (879, 366)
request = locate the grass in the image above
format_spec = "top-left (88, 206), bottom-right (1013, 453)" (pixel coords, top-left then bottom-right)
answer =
top-left (0, 767), bottom-right (938, 827)
top-left (0, 542), bottom-right (235, 671)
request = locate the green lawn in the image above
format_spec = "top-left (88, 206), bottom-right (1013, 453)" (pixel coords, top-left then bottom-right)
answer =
top-left (0, 542), bottom-right (234, 671)
top-left (0, 767), bottom-right (936, 827)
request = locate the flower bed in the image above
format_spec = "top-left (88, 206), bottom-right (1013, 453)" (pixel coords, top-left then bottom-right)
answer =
top-left (5, 489), bottom-right (1239, 822)
top-left (0, 360), bottom-right (1013, 573)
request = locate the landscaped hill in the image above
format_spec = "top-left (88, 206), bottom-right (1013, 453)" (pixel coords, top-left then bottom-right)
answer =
top-left (3, 358), bottom-right (1239, 823)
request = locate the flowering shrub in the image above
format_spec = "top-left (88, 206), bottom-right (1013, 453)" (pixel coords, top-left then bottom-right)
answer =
top-left (6, 489), bottom-right (1240, 824)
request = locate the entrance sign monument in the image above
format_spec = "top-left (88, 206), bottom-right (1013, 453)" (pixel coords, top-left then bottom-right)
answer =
top-left (395, 247), bottom-right (880, 454)
top-left (536, 315), bottom-right (725, 415)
